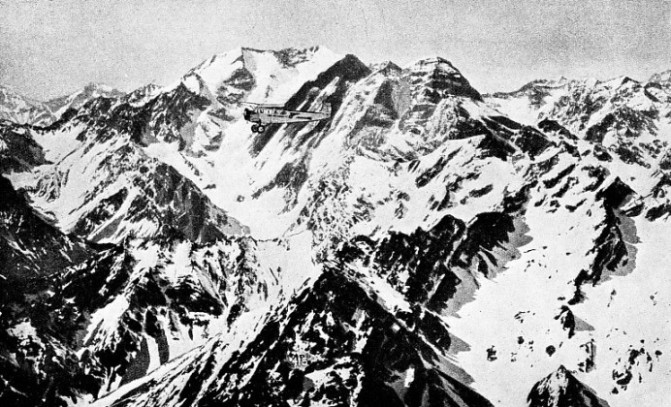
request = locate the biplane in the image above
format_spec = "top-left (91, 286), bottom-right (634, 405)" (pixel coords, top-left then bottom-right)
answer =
top-left (243, 102), bottom-right (331, 133)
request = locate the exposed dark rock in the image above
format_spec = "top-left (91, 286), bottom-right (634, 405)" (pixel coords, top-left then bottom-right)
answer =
top-left (543, 164), bottom-right (575, 189)
top-left (363, 215), bottom-right (465, 304)
top-left (596, 178), bottom-right (635, 208)
top-left (555, 305), bottom-right (576, 338)
top-left (0, 176), bottom-right (90, 277)
top-left (512, 126), bottom-right (554, 158)
top-left (452, 212), bottom-right (515, 277)
top-left (538, 118), bottom-right (578, 140)
top-left (476, 133), bottom-right (515, 160)
top-left (252, 160), bottom-right (309, 207)
top-left (486, 346), bottom-right (497, 361)
top-left (0, 124), bottom-right (47, 172)
top-left (486, 115), bottom-right (523, 130)
top-left (645, 203), bottom-right (671, 221)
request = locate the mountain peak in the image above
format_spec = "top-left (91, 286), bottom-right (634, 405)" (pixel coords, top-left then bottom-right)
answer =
top-left (370, 60), bottom-right (402, 75)
top-left (178, 44), bottom-right (342, 104)
top-left (648, 69), bottom-right (671, 84)
top-left (410, 56), bottom-right (459, 73)
top-left (528, 366), bottom-right (609, 407)
top-left (191, 45), bottom-right (340, 75)
top-left (231, 45), bottom-right (336, 64)
top-left (0, 84), bottom-right (41, 104)
top-left (600, 75), bottom-right (638, 88)
top-left (406, 56), bottom-right (482, 100)
top-left (0, 84), bottom-right (55, 125)
top-left (277, 44), bottom-right (328, 54)
top-left (82, 82), bottom-right (117, 93)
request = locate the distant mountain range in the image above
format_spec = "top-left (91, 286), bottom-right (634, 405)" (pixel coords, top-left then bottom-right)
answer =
top-left (0, 83), bottom-right (123, 126)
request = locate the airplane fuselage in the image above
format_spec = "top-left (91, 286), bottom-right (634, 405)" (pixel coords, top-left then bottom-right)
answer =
top-left (244, 107), bottom-right (328, 125)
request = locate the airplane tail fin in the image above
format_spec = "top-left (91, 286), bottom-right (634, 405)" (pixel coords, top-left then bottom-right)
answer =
top-left (321, 103), bottom-right (332, 118)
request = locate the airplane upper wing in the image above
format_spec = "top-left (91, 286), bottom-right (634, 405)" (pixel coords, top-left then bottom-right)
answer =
top-left (242, 102), bottom-right (285, 108)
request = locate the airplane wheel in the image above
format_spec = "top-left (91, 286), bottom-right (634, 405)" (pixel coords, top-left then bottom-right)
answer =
top-left (251, 124), bottom-right (259, 133)
top-left (257, 125), bottom-right (266, 133)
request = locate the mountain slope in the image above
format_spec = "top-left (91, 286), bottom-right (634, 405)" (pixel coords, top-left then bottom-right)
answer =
top-left (0, 85), bottom-right (55, 126)
top-left (0, 174), bottom-right (98, 406)
top-left (97, 268), bottom-right (493, 407)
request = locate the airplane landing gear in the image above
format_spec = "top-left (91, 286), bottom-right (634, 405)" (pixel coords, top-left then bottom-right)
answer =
top-left (251, 124), bottom-right (265, 133)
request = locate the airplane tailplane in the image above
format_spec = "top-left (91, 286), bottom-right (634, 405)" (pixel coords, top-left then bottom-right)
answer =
top-left (321, 103), bottom-right (332, 117)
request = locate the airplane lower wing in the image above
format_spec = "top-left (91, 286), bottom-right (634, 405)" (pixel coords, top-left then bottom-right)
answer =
top-left (260, 111), bottom-right (329, 124)
top-left (246, 103), bottom-right (331, 132)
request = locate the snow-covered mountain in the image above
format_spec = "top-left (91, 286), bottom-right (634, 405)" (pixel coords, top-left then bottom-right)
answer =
top-left (45, 83), bottom-right (125, 121)
top-left (0, 85), bottom-right (55, 126)
top-left (0, 83), bottom-right (123, 127)
top-left (1, 46), bottom-right (670, 407)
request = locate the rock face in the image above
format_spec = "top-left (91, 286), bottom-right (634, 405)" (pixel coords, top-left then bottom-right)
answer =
top-left (0, 123), bottom-right (47, 172)
top-left (1, 46), bottom-right (671, 407)
top-left (0, 175), bottom-right (96, 406)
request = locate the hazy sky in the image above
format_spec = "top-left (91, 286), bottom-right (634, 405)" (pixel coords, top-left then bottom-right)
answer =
top-left (1, 0), bottom-right (671, 100)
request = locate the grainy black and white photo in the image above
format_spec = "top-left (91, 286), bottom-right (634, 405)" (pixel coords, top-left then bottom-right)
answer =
top-left (1, 1), bottom-right (669, 406)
